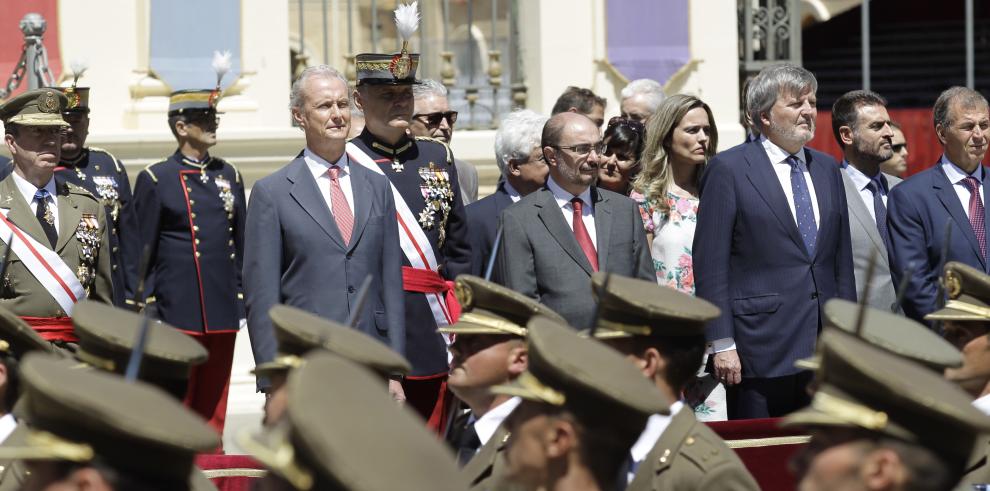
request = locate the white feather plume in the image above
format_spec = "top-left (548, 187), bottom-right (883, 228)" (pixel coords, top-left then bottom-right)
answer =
top-left (69, 59), bottom-right (88, 81)
top-left (211, 50), bottom-right (232, 85)
top-left (394, 2), bottom-right (420, 42)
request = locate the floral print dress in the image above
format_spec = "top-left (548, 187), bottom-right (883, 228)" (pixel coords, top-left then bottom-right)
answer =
top-left (633, 186), bottom-right (727, 422)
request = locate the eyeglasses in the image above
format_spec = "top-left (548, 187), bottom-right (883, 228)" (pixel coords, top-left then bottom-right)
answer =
top-left (555, 142), bottom-right (605, 156)
top-left (891, 143), bottom-right (907, 152)
top-left (413, 111), bottom-right (458, 128)
top-left (606, 116), bottom-right (645, 135)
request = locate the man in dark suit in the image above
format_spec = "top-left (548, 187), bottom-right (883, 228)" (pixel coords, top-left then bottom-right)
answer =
top-left (496, 111), bottom-right (653, 328)
top-left (466, 109), bottom-right (548, 276)
top-left (243, 65), bottom-right (405, 400)
top-left (832, 90), bottom-right (902, 312)
top-left (693, 64), bottom-right (855, 419)
top-left (888, 86), bottom-right (990, 322)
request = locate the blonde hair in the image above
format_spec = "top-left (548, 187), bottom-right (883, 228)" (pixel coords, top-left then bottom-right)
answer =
top-left (632, 94), bottom-right (718, 213)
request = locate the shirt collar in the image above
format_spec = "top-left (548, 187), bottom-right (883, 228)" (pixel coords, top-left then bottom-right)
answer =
top-left (941, 154), bottom-right (984, 184)
top-left (546, 176), bottom-right (592, 210)
top-left (502, 180), bottom-right (522, 200)
top-left (11, 171), bottom-right (56, 205)
top-left (630, 401), bottom-right (684, 462)
top-left (974, 394), bottom-right (990, 416)
top-left (304, 148), bottom-right (349, 179)
top-left (473, 397), bottom-right (521, 446)
top-left (760, 135), bottom-right (806, 166)
top-left (0, 414), bottom-right (16, 444)
top-left (843, 161), bottom-right (886, 193)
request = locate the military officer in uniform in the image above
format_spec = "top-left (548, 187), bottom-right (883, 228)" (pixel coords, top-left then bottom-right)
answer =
top-left (588, 274), bottom-right (760, 491)
top-left (438, 275), bottom-right (564, 489)
top-left (347, 2), bottom-right (471, 431)
top-left (54, 82), bottom-right (135, 308)
top-left (131, 86), bottom-right (246, 438)
top-left (0, 89), bottom-right (112, 343)
top-left (491, 316), bottom-right (668, 491)
top-left (241, 351), bottom-right (469, 491)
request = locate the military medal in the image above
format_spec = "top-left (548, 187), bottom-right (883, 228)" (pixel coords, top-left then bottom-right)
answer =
top-left (75, 214), bottom-right (100, 291)
top-left (43, 207), bottom-right (55, 227)
top-left (215, 175), bottom-right (235, 214)
top-left (391, 159), bottom-right (404, 173)
top-left (93, 176), bottom-right (121, 222)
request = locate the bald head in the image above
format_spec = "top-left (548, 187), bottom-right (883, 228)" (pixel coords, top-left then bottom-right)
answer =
top-left (541, 112), bottom-right (602, 196)
top-left (541, 112), bottom-right (598, 149)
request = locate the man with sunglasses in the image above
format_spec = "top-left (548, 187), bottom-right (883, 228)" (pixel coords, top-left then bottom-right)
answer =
top-left (409, 79), bottom-right (478, 204)
top-left (496, 111), bottom-right (653, 328)
top-left (52, 83), bottom-right (135, 309)
top-left (880, 122), bottom-right (909, 177)
top-left (130, 87), bottom-right (247, 439)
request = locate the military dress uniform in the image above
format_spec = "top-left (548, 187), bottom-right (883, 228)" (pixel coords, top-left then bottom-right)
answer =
top-left (349, 49), bottom-right (472, 430)
top-left (131, 89), bottom-right (247, 438)
top-left (54, 86), bottom-right (135, 308)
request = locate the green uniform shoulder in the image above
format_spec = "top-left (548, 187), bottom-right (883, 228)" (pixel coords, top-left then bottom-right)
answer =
top-left (677, 422), bottom-right (738, 472)
top-left (414, 136), bottom-right (453, 165)
top-left (64, 181), bottom-right (98, 202)
top-left (87, 146), bottom-right (124, 173)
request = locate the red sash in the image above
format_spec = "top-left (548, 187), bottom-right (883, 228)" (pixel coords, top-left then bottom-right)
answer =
top-left (21, 316), bottom-right (77, 342)
top-left (401, 266), bottom-right (461, 323)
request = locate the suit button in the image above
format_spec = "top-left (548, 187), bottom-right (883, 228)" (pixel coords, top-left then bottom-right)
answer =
top-left (230, 253), bottom-right (236, 260)
top-left (189, 199), bottom-right (195, 205)
top-left (112, 265), bottom-right (118, 271)
top-left (810, 292), bottom-right (819, 299)
top-left (195, 239), bottom-right (200, 245)
top-left (348, 286), bottom-right (355, 293)
top-left (228, 240), bottom-right (234, 246)
top-left (346, 253), bottom-right (352, 260)
top-left (195, 251), bottom-right (201, 258)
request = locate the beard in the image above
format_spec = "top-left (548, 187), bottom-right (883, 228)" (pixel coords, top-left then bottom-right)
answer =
top-left (769, 117), bottom-right (815, 147)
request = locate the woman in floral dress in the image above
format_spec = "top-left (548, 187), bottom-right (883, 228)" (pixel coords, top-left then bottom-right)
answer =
top-left (630, 94), bottom-right (723, 420)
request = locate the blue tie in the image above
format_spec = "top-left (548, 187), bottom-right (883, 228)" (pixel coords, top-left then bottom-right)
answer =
top-left (866, 176), bottom-right (893, 254)
top-left (787, 155), bottom-right (817, 255)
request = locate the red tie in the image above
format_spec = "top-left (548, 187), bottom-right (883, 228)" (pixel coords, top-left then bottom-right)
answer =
top-left (328, 165), bottom-right (354, 245)
top-left (570, 197), bottom-right (598, 271)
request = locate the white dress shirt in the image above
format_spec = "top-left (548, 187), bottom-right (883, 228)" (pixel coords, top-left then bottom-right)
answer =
top-left (626, 401), bottom-right (685, 484)
top-left (843, 161), bottom-right (887, 222)
top-left (546, 176), bottom-right (597, 248)
top-left (471, 396), bottom-right (521, 448)
top-left (974, 394), bottom-right (990, 416)
top-left (304, 148), bottom-right (355, 215)
top-left (11, 171), bottom-right (58, 232)
top-left (712, 138), bottom-right (820, 355)
top-left (0, 414), bottom-right (16, 444)
top-left (941, 155), bottom-right (985, 216)
top-left (503, 180), bottom-right (523, 203)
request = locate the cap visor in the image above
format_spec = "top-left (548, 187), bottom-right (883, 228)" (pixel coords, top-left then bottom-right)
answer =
top-left (0, 429), bottom-right (94, 462)
top-left (251, 361), bottom-right (291, 377)
top-left (583, 327), bottom-right (635, 340)
top-left (924, 307), bottom-right (988, 321)
top-left (779, 407), bottom-right (850, 430)
top-left (438, 324), bottom-right (524, 336)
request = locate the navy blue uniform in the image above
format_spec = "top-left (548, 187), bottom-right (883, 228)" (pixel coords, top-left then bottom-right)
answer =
top-left (349, 130), bottom-right (471, 377)
top-left (57, 147), bottom-right (135, 307)
top-left (131, 151), bottom-right (246, 333)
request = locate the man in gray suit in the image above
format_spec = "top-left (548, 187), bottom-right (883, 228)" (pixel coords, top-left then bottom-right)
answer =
top-left (496, 112), bottom-right (653, 328)
top-left (832, 90), bottom-right (901, 312)
top-left (242, 65), bottom-right (405, 398)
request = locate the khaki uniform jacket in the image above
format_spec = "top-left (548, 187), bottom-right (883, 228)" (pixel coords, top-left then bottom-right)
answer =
top-left (0, 424), bottom-right (28, 491)
top-left (627, 408), bottom-right (759, 491)
top-left (959, 437), bottom-right (990, 489)
top-left (0, 176), bottom-right (112, 316)
top-left (462, 424), bottom-right (515, 491)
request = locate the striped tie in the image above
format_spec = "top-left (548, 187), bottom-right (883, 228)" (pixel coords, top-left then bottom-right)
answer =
top-left (328, 165), bottom-right (354, 245)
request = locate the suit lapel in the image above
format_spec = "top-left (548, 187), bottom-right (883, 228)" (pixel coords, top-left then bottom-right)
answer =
top-left (593, 188), bottom-right (612, 271)
top-left (287, 158), bottom-right (346, 250)
top-left (743, 143), bottom-right (807, 256)
top-left (933, 165), bottom-right (985, 267)
top-left (0, 177), bottom-right (50, 249)
top-left (55, 186), bottom-right (82, 253)
top-left (462, 425), bottom-right (509, 485)
top-left (346, 161), bottom-right (372, 252)
top-left (536, 190), bottom-right (593, 275)
top-left (841, 169), bottom-right (887, 257)
top-left (807, 149), bottom-right (833, 261)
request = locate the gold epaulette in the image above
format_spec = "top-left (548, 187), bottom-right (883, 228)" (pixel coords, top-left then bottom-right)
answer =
top-left (87, 146), bottom-right (124, 173)
top-left (414, 136), bottom-right (454, 165)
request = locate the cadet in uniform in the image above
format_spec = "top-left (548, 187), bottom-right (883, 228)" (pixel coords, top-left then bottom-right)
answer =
top-left (54, 82), bottom-right (135, 308)
top-left (588, 274), bottom-right (759, 491)
top-left (131, 85), bottom-right (246, 437)
top-left (348, 2), bottom-right (471, 431)
top-left (241, 351), bottom-right (469, 490)
top-left (784, 329), bottom-right (990, 490)
top-left (254, 304), bottom-right (411, 426)
top-left (0, 353), bottom-right (218, 490)
top-left (0, 306), bottom-right (52, 441)
top-left (437, 275), bottom-right (564, 489)
top-left (491, 316), bottom-right (668, 491)
top-left (0, 89), bottom-right (112, 342)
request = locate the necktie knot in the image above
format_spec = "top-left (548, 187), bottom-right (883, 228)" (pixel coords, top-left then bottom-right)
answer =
top-left (964, 176), bottom-right (981, 193)
top-left (328, 165), bottom-right (341, 180)
top-left (34, 189), bottom-right (49, 202)
top-left (570, 196), bottom-right (583, 213)
top-left (786, 155), bottom-right (806, 173)
top-left (866, 176), bottom-right (886, 196)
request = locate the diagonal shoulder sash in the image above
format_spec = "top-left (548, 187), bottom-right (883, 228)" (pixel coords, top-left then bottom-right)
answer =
top-left (346, 142), bottom-right (455, 331)
top-left (0, 210), bottom-right (86, 315)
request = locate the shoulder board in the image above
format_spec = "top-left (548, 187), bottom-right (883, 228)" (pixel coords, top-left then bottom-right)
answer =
top-left (414, 136), bottom-right (453, 165)
top-left (141, 162), bottom-right (163, 183)
top-left (87, 146), bottom-right (124, 173)
top-left (679, 430), bottom-right (730, 472)
top-left (213, 158), bottom-right (242, 184)
top-left (64, 182), bottom-right (99, 201)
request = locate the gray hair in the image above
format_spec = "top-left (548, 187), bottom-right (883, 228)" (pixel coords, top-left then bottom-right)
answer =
top-left (494, 109), bottom-right (549, 173)
top-left (289, 65), bottom-right (349, 111)
top-left (933, 86), bottom-right (988, 131)
top-left (746, 64), bottom-right (818, 131)
top-left (620, 79), bottom-right (665, 112)
top-left (413, 79), bottom-right (448, 100)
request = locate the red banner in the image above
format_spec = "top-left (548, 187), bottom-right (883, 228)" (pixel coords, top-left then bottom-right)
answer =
top-left (0, 1), bottom-right (60, 99)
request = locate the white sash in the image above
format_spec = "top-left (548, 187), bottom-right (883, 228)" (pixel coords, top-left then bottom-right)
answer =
top-left (345, 142), bottom-right (454, 334)
top-left (0, 210), bottom-right (86, 315)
